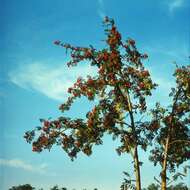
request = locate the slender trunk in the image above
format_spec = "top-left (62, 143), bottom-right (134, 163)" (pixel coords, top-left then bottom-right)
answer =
top-left (117, 84), bottom-right (142, 190)
top-left (160, 88), bottom-right (181, 190)
top-left (126, 90), bottom-right (141, 190)
top-left (161, 136), bottom-right (170, 190)
top-left (134, 146), bottom-right (141, 190)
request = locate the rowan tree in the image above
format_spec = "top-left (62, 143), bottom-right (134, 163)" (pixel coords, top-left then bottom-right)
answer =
top-left (24, 17), bottom-right (157, 190)
top-left (149, 65), bottom-right (190, 190)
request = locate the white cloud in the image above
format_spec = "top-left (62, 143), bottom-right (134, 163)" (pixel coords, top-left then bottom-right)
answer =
top-left (0, 158), bottom-right (48, 175)
top-left (9, 61), bottom-right (97, 102)
top-left (97, 0), bottom-right (106, 19)
top-left (146, 77), bottom-right (174, 108)
top-left (144, 42), bottom-right (189, 63)
top-left (167, 0), bottom-right (185, 13)
top-left (153, 76), bottom-right (175, 92)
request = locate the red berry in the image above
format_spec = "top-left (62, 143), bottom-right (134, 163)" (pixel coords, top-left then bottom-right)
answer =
top-left (44, 121), bottom-right (50, 127)
top-left (124, 82), bottom-right (131, 88)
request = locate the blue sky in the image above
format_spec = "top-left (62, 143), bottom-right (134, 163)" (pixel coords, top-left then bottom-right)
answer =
top-left (1, 0), bottom-right (190, 189)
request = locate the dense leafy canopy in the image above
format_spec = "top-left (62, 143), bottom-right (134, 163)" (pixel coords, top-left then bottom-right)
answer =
top-left (24, 17), bottom-right (156, 161)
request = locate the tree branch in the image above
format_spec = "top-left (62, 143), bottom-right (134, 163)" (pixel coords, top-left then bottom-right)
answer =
top-left (168, 140), bottom-right (190, 147)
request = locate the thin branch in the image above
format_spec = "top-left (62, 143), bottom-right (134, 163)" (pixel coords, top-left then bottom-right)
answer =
top-left (115, 120), bottom-right (131, 127)
top-left (139, 115), bottom-right (145, 122)
top-left (168, 140), bottom-right (190, 147)
top-left (167, 173), bottom-right (186, 186)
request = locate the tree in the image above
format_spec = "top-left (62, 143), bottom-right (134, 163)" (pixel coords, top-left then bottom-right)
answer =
top-left (149, 65), bottom-right (190, 190)
top-left (9, 184), bottom-right (35, 190)
top-left (168, 182), bottom-right (189, 190)
top-left (143, 182), bottom-right (189, 190)
top-left (146, 183), bottom-right (159, 190)
top-left (120, 171), bottom-right (136, 190)
top-left (24, 17), bottom-right (157, 190)
top-left (61, 188), bottom-right (67, 190)
top-left (50, 185), bottom-right (59, 190)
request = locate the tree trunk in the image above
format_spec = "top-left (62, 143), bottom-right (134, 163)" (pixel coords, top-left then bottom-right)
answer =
top-left (161, 137), bottom-right (170, 190)
top-left (126, 89), bottom-right (141, 190)
top-left (134, 146), bottom-right (141, 190)
top-left (161, 161), bottom-right (167, 190)
top-left (117, 86), bottom-right (142, 190)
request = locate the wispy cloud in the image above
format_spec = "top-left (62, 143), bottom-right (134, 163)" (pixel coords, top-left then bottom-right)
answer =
top-left (0, 158), bottom-right (49, 175)
top-left (153, 76), bottom-right (174, 90)
top-left (144, 42), bottom-right (189, 63)
top-left (146, 75), bottom-right (175, 108)
top-left (9, 61), bottom-right (97, 102)
top-left (167, 0), bottom-right (185, 13)
top-left (97, 0), bottom-right (106, 19)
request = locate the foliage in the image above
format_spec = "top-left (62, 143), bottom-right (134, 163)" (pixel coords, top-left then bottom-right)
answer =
top-left (149, 65), bottom-right (190, 186)
top-left (120, 171), bottom-right (136, 190)
top-left (146, 183), bottom-right (159, 190)
top-left (23, 16), bottom-right (190, 189)
top-left (9, 183), bottom-right (189, 190)
top-left (50, 185), bottom-right (66, 190)
top-left (8, 185), bottom-right (98, 190)
top-left (142, 182), bottom-right (189, 190)
top-left (9, 184), bottom-right (35, 190)
top-left (167, 182), bottom-right (189, 190)
top-left (24, 17), bottom-right (156, 161)
top-left (23, 16), bottom-right (158, 190)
